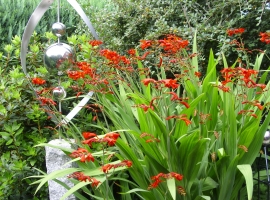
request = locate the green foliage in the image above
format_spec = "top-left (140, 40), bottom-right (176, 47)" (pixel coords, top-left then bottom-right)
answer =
top-left (0, 0), bottom-right (80, 46)
top-left (0, 34), bottom-right (55, 199)
top-left (86, 0), bottom-right (270, 70)
top-left (29, 31), bottom-right (270, 199)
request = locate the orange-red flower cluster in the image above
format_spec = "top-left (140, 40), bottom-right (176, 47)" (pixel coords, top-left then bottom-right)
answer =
top-left (142, 78), bottom-right (179, 89)
top-left (100, 49), bottom-right (131, 65)
top-left (37, 97), bottom-right (56, 106)
top-left (259, 32), bottom-right (270, 44)
top-left (220, 67), bottom-right (265, 90)
top-left (69, 148), bottom-right (95, 162)
top-left (158, 35), bottom-right (189, 53)
top-left (167, 92), bottom-right (190, 108)
top-left (101, 160), bottom-right (133, 173)
top-left (89, 40), bottom-right (103, 47)
top-left (32, 77), bottom-right (46, 85)
top-left (227, 28), bottom-right (245, 36)
top-left (166, 114), bottom-right (192, 126)
top-left (83, 132), bottom-right (97, 139)
top-left (67, 62), bottom-right (95, 80)
top-left (242, 100), bottom-right (263, 110)
top-left (148, 172), bottom-right (183, 189)
top-left (140, 132), bottom-right (160, 143)
top-left (82, 132), bottom-right (120, 147)
top-left (68, 172), bottom-right (100, 187)
top-left (140, 40), bottom-right (152, 50)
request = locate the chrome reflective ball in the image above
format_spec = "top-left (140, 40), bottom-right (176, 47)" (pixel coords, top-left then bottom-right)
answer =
top-left (52, 22), bottom-right (66, 37)
top-left (52, 86), bottom-right (66, 101)
top-left (44, 43), bottom-right (75, 74)
top-left (263, 130), bottom-right (270, 144)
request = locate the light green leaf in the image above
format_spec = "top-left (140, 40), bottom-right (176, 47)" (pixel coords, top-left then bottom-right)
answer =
top-left (167, 178), bottom-right (176, 200)
top-left (237, 165), bottom-right (253, 200)
top-left (119, 188), bottom-right (149, 194)
top-left (60, 177), bottom-right (106, 200)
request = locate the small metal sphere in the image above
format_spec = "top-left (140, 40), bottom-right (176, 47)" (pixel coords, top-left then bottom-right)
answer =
top-left (263, 130), bottom-right (270, 144)
top-left (52, 86), bottom-right (66, 101)
top-left (52, 22), bottom-right (66, 37)
top-left (44, 43), bottom-right (75, 74)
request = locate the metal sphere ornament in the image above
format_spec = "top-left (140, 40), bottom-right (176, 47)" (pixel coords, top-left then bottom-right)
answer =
top-left (20, 0), bottom-right (100, 123)
top-left (52, 22), bottom-right (66, 38)
top-left (52, 86), bottom-right (67, 101)
top-left (263, 130), bottom-right (270, 144)
top-left (44, 43), bottom-right (75, 74)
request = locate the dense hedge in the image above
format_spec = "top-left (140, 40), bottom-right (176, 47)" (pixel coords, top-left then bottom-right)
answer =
top-left (85, 0), bottom-right (270, 71)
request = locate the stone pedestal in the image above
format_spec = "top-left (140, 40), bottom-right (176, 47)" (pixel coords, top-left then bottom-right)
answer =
top-left (45, 139), bottom-right (76, 200)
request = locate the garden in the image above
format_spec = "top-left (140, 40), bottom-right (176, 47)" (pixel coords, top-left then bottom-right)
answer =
top-left (1, 0), bottom-right (270, 199)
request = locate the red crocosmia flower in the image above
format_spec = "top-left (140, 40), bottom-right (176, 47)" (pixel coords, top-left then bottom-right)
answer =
top-left (238, 110), bottom-right (254, 115)
top-left (76, 61), bottom-right (95, 77)
top-left (138, 51), bottom-right (151, 60)
top-left (259, 32), bottom-right (270, 44)
top-left (148, 172), bottom-right (183, 190)
top-left (170, 172), bottom-right (184, 181)
top-left (148, 178), bottom-right (163, 189)
top-left (100, 49), bottom-right (122, 65)
top-left (180, 101), bottom-right (190, 108)
top-left (67, 70), bottom-right (85, 80)
top-left (68, 172), bottom-right (91, 182)
top-left (194, 71), bottom-right (201, 78)
top-left (101, 160), bottom-right (132, 173)
top-left (68, 172), bottom-right (101, 187)
top-left (217, 85), bottom-right (230, 92)
top-left (69, 148), bottom-right (95, 162)
top-left (127, 49), bottom-right (136, 56)
top-left (256, 83), bottom-right (266, 90)
top-left (89, 40), bottom-right (103, 47)
top-left (250, 114), bottom-right (258, 118)
top-left (137, 104), bottom-right (154, 112)
top-left (105, 132), bottom-right (120, 140)
top-left (227, 28), bottom-right (245, 36)
top-left (101, 164), bottom-right (113, 173)
top-left (167, 92), bottom-right (179, 101)
top-left (166, 114), bottom-right (191, 126)
top-left (37, 97), bottom-right (56, 106)
top-left (32, 77), bottom-right (46, 85)
top-left (82, 132), bottom-right (97, 139)
top-left (91, 178), bottom-right (101, 187)
top-left (159, 79), bottom-right (179, 89)
top-left (82, 138), bottom-right (99, 147)
top-left (140, 40), bottom-right (152, 50)
top-left (242, 100), bottom-right (264, 110)
top-left (158, 35), bottom-right (189, 53)
top-left (142, 78), bottom-right (157, 86)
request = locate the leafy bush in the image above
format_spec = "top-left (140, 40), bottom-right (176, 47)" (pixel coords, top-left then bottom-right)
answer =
top-left (0, 35), bottom-right (56, 199)
top-left (86, 0), bottom-right (270, 70)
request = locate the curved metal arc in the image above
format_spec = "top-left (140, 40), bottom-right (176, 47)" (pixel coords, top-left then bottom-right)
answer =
top-left (21, 0), bottom-right (54, 75)
top-left (20, 0), bottom-right (98, 124)
top-left (66, 0), bottom-right (99, 40)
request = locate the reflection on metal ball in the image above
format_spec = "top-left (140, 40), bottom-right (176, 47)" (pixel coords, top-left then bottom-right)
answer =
top-left (263, 130), bottom-right (270, 144)
top-left (44, 43), bottom-right (75, 74)
top-left (52, 22), bottom-right (66, 37)
top-left (52, 86), bottom-right (66, 101)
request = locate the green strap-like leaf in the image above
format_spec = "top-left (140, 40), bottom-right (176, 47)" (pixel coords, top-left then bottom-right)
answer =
top-left (237, 164), bottom-right (253, 200)
top-left (167, 178), bottom-right (176, 200)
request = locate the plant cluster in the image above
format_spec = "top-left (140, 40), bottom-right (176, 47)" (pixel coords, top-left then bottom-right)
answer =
top-left (0, 0), bottom-right (80, 46)
top-left (0, 34), bottom-right (58, 199)
top-left (30, 29), bottom-right (270, 199)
